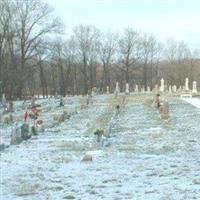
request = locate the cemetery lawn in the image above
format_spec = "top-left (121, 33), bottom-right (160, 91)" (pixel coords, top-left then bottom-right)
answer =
top-left (1, 94), bottom-right (200, 200)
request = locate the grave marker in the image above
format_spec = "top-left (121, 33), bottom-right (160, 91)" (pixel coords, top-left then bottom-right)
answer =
top-left (160, 78), bottom-right (164, 92)
top-left (192, 81), bottom-right (197, 93)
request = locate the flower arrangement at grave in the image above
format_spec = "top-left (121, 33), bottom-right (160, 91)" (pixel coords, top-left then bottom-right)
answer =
top-left (31, 126), bottom-right (37, 135)
top-left (94, 129), bottom-right (104, 142)
top-left (94, 129), bottom-right (104, 136)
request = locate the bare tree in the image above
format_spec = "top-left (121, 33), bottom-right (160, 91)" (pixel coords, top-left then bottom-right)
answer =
top-left (11, 0), bottom-right (62, 98)
top-left (63, 37), bottom-right (77, 95)
top-left (140, 34), bottom-right (162, 89)
top-left (118, 28), bottom-right (140, 84)
top-left (99, 32), bottom-right (118, 90)
top-left (50, 39), bottom-right (66, 96)
top-left (163, 39), bottom-right (192, 86)
top-left (73, 25), bottom-right (100, 94)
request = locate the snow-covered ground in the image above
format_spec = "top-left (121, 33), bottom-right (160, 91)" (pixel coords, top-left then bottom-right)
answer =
top-left (1, 94), bottom-right (200, 200)
top-left (182, 97), bottom-right (200, 109)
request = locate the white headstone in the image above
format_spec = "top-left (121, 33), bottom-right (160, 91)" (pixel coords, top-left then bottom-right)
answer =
top-left (185, 78), bottom-right (189, 91)
top-left (169, 85), bottom-right (172, 94)
top-left (192, 81), bottom-right (197, 93)
top-left (91, 87), bottom-right (96, 96)
top-left (141, 87), bottom-right (145, 93)
top-left (115, 82), bottom-right (120, 93)
top-left (147, 86), bottom-right (151, 93)
top-left (178, 86), bottom-right (182, 93)
top-left (134, 85), bottom-right (138, 93)
top-left (172, 85), bottom-right (177, 93)
top-left (106, 86), bottom-right (110, 94)
top-left (154, 84), bottom-right (159, 93)
top-left (160, 78), bottom-right (164, 92)
top-left (125, 83), bottom-right (129, 94)
top-left (114, 82), bottom-right (120, 98)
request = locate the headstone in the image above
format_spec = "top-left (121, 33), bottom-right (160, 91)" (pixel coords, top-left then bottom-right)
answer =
top-left (147, 86), bottom-right (151, 93)
top-left (115, 82), bottom-right (120, 93)
top-left (36, 124), bottom-right (45, 132)
top-left (8, 101), bottom-right (14, 112)
top-left (185, 77), bottom-right (189, 91)
top-left (106, 86), bottom-right (110, 94)
top-left (125, 83), bottom-right (130, 94)
top-left (59, 97), bottom-right (64, 107)
top-left (2, 93), bottom-right (7, 109)
top-left (11, 124), bottom-right (23, 145)
top-left (172, 85), bottom-right (177, 93)
top-left (3, 113), bottom-right (13, 124)
top-left (141, 87), bottom-right (145, 93)
top-left (178, 86), bottom-right (182, 93)
top-left (114, 82), bottom-right (120, 98)
top-left (31, 96), bottom-right (35, 108)
top-left (168, 85), bottom-right (172, 94)
top-left (86, 94), bottom-right (92, 105)
top-left (81, 154), bottom-right (92, 162)
top-left (91, 87), bottom-right (97, 96)
top-left (155, 84), bottom-right (159, 93)
top-left (21, 123), bottom-right (31, 140)
top-left (134, 85), bottom-right (138, 93)
top-left (192, 81), bottom-right (197, 93)
top-left (0, 138), bottom-right (5, 151)
top-left (160, 78), bottom-right (164, 92)
top-left (159, 101), bottom-right (169, 119)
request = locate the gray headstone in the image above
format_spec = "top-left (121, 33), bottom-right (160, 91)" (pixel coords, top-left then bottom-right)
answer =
top-left (21, 123), bottom-right (31, 140)
top-left (0, 138), bottom-right (5, 151)
top-left (11, 124), bottom-right (23, 145)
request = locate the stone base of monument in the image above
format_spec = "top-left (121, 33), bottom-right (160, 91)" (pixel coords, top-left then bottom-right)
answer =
top-left (180, 93), bottom-right (192, 98)
top-left (191, 93), bottom-right (200, 97)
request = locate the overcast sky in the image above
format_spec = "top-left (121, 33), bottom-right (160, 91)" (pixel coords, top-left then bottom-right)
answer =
top-left (45, 0), bottom-right (200, 50)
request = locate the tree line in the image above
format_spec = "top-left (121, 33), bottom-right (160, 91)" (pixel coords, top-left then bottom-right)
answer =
top-left (0, 0), bottom-right (199, 99)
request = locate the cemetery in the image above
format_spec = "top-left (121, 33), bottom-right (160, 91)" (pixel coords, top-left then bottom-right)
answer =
top-left (1, 78), bottom-right (200, 199)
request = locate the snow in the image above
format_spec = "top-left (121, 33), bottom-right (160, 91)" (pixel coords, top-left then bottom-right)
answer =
top-left (1, 94), bottom-right (200, 199)
top-left (182, 97), bottom-right (200, 108)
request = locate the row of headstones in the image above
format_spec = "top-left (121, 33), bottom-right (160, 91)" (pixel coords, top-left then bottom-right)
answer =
top-left (0, 123), bottom-right (31, 151)
top-left (159, 78), bottom-right (197, 93)
top-left (0, 122), bottom-right (45, 151)
top-left (105, 78), bottom-right (198, 94)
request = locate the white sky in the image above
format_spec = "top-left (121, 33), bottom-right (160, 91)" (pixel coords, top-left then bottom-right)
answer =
top-left (45, 0), bottom-right (200, 50)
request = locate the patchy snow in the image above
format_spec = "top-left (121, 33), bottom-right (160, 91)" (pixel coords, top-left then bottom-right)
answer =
top-left (1, 94), bottom-right (200, 199)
